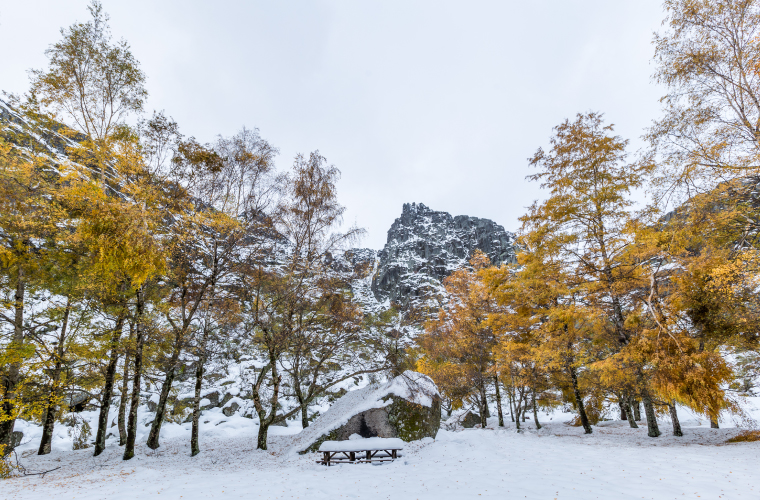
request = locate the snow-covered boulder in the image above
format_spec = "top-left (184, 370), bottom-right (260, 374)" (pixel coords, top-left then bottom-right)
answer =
top-left (460, 410), bottom-right (482, 428)
top-left (222, 401), bottom-right (241, 417)
top-left (291, 371), bottom-right (441, 454)
top-left (442, 409), bottom-right (482, 430)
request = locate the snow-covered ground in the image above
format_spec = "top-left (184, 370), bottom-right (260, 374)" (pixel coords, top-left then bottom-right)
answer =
top-left (3, 410), bottom-right (758, 500)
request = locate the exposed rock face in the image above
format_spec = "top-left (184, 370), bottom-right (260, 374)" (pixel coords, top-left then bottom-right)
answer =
top-left (370, 203), bottom-right (516, 312)
top-left (1, 98), bottom-right (83, 160)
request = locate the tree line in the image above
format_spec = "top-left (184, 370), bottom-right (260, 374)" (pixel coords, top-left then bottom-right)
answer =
top-left (416, 0), bottom-right (760, 438)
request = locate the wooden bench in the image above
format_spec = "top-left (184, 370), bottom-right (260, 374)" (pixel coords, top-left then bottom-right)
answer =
top-left (317, 438), bottom-right (404, 466)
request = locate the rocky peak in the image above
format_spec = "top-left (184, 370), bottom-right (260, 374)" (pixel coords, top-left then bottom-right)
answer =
top-left (370, 202), bottom-right (516, 312)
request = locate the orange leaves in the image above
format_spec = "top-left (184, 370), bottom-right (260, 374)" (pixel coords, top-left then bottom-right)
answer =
top-left (417, 252), bottom-right (497, 406)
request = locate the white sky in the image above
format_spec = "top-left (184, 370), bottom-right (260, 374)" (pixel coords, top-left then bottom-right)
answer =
top-left (0, 0), bottom-right (666, 249)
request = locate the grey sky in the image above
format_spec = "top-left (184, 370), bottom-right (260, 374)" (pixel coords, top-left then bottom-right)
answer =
top-left (0, 0), bottom-right (665, 249)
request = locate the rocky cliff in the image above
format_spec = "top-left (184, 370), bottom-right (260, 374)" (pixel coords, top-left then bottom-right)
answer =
top-left (366, 202), bottom-right (516, 314)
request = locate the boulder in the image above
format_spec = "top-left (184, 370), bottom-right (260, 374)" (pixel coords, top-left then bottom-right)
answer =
top-left (201, 391), bottom-right (220, 409)
top-left (443, 409), bottom-right (482, 430)
top-left (219, 393), bottom-right (233, 408)
top-left (175, 362), bottom-right (197, 382)
top-left (291, 371), bottom-right (440, 454)
top-left (222, 402), bottom-right (240, 417)
top-left (67, 393), bottom-right (89, 412)
top-left (461, 410), bottom-right (481, 429)
top-left (9, 431), bottom-right (23, 451)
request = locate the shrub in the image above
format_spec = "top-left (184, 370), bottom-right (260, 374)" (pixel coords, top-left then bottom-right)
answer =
top-left (68, 416), bottom-right (92, 450)
top-left (0, 445), bottom-right (20, 479)
top-left (726, 430), bottom-right (760, 443)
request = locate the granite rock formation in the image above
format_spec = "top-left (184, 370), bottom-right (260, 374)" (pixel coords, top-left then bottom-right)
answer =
top-left (291, 371), bottom-right (441, 453)
top-left (369, 202), bottom-right (516, 313)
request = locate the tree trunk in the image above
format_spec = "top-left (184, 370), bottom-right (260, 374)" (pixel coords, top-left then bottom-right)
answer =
top-left (251, 357), bottom-right (282, 451)
top-left (494, 376), bottom-right (504, 427)
top-left (189, 269), bottom-right (218, 457)
top-left (669, 400), bottom-right (683, 437)
top-left (483, 383), bottom-right (491, 419)
top-left (146, 348), bottom-right (181, 450)
top-left (641, 390), bottom-right (661, 438)
top-left (479, 380), bottom-right (488, 427)
top-left (94, 311), bottom-right (126, 456)
top-left (257, 421), bottom-right (269, 450)
top-left (300, 403), bottom-right (309, 429)
top-left (294, 383), bottom-right (309, 429)
top-left (191, 311), bottom-right (215, 457)
top-left (117, 322), bottom-right (134, 446)
top-left (252, 375), bottom-right (274, 451)
top-left (513, 391), bottom-right (522, 431)
top-left (124, 289), bottom-right (145, 461)
top-left (507, 386), bottom-right (515, 422)
top-left (37, 396), bottom-right (57, 456)
top-left (38, 302), bottom-right (71, 455)
top-left (117, 355), bottom-right (130, 446)
top-left (710, 418), bottom-right (719, 429)
top-left (624, 396), bottom-right (639, 428)
top-left (190, 357), bottom-right (205, 457)
top-left (531, 388), bottom-right (541, 430)
top-left (618, 397), bottom-right (628, 420)
top-left (0, 269), bottom-right (25, 454)
top-left (633, 400), bottom-right (642, 421)
top-left (568, 364), bottom-right (592, 434)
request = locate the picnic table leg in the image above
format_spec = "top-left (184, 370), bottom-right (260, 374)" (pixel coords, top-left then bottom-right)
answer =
top-left (366, 450), bottom-right (371, 462)
top-left (392, 449), bottom-right (397, 459)
top-left (350, 451), bottom-right (355, 463)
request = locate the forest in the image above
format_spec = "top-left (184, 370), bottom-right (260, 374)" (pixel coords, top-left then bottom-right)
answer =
top-left (2, 0), bottom-right (760, 478)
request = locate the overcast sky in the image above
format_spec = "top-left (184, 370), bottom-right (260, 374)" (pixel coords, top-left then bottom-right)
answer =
top-left (0, 0), bottom-right (666, 249)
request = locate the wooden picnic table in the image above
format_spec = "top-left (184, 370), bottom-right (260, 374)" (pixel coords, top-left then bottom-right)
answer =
top-left (316, 438), bottom-right (404, 466)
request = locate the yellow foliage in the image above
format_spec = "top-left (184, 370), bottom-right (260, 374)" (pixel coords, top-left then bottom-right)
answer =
top-left (417, 251), bottom-right (497, 410)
